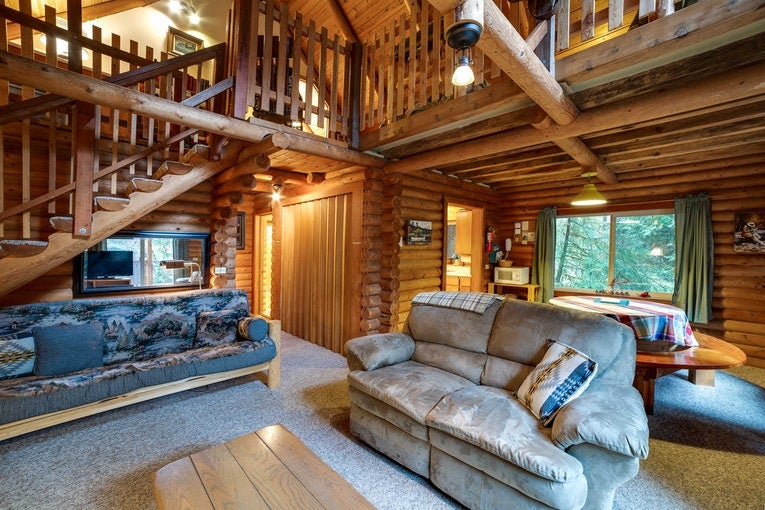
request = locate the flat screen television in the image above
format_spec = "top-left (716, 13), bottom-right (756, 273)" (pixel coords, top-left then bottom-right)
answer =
top-left (86, 250), bottom-right (134, 279)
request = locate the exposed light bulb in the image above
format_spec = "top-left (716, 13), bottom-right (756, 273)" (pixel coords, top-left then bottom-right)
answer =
top-left (451, 54), bottom-right (474, 86)
top-left (189, 11), bottom-right (200, 24)
top-left (169, 0), bottom-right (182, 13)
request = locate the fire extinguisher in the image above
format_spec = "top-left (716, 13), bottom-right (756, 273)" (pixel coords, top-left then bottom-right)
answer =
top-left (485, 226), bottom-right (495, 253)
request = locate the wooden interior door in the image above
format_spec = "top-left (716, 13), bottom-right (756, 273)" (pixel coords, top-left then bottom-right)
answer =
top-left (279, 190), bottom-right (360, 353)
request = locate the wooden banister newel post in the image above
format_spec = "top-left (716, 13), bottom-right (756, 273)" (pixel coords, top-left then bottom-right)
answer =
top-left (72, 101), bottom-right (96, 238)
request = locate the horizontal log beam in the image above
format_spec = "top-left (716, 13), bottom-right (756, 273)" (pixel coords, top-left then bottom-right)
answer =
top-left (0, 51), bottom-right (385, 169)
top-left (385, 60), bottom-right (765, 175)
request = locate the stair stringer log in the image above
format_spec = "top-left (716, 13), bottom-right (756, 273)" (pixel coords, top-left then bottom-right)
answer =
top-left (0, 140), bottom-right (247, 297)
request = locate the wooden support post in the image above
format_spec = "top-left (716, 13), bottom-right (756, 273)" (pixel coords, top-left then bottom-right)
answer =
top-left (349, 42), bottom-right (363, 149)
top-left (73, 102), bottom-right (96, 237)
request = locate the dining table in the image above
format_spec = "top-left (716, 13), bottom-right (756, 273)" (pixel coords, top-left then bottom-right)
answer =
top-left (548, 295), bottom-right (698, 350)
top-left (548, 295), bottom-right (746, 413)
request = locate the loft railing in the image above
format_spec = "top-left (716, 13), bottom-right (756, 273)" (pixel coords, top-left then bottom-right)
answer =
top-left (358, 2), bottom-right (508, 131)
top-left (227, 0), bottom-right (353, 141)
top-left (0, 2), bottom-right (229, 240)
top-left (555, 0), bottom-right (674, 56)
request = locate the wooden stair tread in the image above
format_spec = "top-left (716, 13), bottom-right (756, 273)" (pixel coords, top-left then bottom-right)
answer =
top-left (0, 239), bottom-right (48, 258)
top-left (126, 177), bottom-right (163, 196)
top-left (94, 196), bottom-right (131, 212)
top-left (155, 161), bottom-right (193, 179)
top-left (182, 144), bottom-right (209, 163)
top-left (50, 216), bottom-right (73, 232)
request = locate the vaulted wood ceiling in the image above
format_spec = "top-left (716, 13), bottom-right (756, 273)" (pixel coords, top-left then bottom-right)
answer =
top-left (9, 0), bottom-right (765, 199)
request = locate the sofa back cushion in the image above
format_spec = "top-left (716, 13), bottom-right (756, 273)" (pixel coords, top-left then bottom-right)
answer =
top-left (0, 289), bottom-right (251, 368)
top-left (405, 294), bottom-right (502, 383)
top-left (482, 300), bottom-right (635, 390)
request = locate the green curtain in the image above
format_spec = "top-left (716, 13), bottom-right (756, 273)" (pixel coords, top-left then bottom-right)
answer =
top-left (532, 206), bottom-right (556, 302)
top-left (671, 194), bottom-right (714, 323)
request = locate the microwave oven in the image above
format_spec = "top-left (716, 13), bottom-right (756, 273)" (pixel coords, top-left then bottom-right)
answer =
top-left (494, 266), bottom-right (530, 284)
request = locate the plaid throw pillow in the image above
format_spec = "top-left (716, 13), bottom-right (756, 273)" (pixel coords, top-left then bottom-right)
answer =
top-left (0, 331), bottom-right (35, 380)
top-left (516, 340), bottom-right (598, 426)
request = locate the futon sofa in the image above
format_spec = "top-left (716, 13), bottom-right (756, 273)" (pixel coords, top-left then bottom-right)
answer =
top-left (0, 288), bottom-right (280, 441)
top-left (345, 291), bottom-right (649, 510)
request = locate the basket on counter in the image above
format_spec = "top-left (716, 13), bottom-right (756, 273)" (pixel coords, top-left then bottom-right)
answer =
top-left (498, 260), bottom-right (513, 268)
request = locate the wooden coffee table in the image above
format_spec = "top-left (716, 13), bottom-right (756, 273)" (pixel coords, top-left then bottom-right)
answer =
top-left (634, 332), bottom-right (746, 414)
top-left (154, 424), bottom-right (375, 509)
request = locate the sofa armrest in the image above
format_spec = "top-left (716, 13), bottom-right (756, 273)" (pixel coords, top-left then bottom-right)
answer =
top-left (345, 333), bottom-right (415, 372)
top-left (551, 379), bottom-right (649, 459)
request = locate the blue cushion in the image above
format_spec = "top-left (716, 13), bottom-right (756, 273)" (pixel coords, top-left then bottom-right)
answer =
top-left (237, 317), bottom-right (269, 342)
top-left (32, 323), bottom-right (104, 376)
top-left (0, 331), bottom-right (35, 379)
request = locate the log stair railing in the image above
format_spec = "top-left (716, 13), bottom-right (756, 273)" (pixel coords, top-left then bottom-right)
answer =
top-left (0, 139), bottom-right (249, 295)
top-left (0, 13), bottom-right (229, 276)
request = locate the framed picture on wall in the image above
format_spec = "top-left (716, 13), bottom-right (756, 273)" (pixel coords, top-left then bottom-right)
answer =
top-left (733, 210), bottom-right (765, 254)
top-left (236, 212), bottom-right (246, 249)
top-left (167, 26), bottom-right (203, 56)
top-left (406, 220), bottom-right (432, 246)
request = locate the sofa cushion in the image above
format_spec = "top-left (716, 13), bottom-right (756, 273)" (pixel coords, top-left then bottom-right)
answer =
top-left (0, 331), bottom-right (35, 379)
top-left (195, 308), bottom-right (248, 347)
top-left (406, 297), bottom-right (502, 353)
top-left (485, 300), bottom-right (629, 389)
top-left (348, 360), bottom-right (474, 424)
top-left (33, 323), bottom-right (104, 376)
top-left (425, 385), bottom-right (584, 483)
top-left (516, 340), bottom-right (598, 426)
top-left (412, 341), bottom-right (487, 384)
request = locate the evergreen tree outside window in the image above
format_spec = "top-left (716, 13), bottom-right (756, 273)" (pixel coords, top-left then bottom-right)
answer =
top-left (554, 210), bottom-right (675, 297)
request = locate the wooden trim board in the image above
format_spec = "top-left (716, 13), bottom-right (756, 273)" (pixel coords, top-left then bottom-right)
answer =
top-left (0, 360), bottom-right (278, 442)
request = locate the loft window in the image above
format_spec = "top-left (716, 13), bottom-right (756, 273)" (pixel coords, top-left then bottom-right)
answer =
top-left (554, 210), bottom-right (675, 298)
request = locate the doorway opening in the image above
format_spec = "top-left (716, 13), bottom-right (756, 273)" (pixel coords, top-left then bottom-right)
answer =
top-left (254, 213), bottom-right (273, 318)
top-left (445, 203), bottom-right (484, 292)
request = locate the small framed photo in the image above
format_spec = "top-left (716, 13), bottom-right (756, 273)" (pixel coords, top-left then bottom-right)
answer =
top-left (734, 210), bottom-right (765, 254)
top-left (236, 212), bottom-right (246, 249)
top-left (167, 26), bottom-right (203, 56)
top-left (406, 220), bottom-right (432, 246)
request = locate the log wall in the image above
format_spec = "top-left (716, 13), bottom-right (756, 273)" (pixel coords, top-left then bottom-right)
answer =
top-left (379, 171), bottom-right (501, 331)
top-left (499, 161), bottom-right (765, 368)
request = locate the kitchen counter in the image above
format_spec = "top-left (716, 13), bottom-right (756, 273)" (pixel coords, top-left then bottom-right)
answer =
top-left (446, 265), bottom-right (471, 277)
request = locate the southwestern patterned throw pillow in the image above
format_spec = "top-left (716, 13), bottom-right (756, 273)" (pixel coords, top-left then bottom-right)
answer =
top-left (0, 331), bottom-right (35, 380)
top-left (516, 340), bottom-right (598, 426)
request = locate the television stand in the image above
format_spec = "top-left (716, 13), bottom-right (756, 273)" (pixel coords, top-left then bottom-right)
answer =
top-left (86, 278), bottom-right (132, 288)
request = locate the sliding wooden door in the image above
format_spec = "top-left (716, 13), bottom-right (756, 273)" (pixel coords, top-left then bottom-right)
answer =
top-left (279, 186), bottom-right (361, 353)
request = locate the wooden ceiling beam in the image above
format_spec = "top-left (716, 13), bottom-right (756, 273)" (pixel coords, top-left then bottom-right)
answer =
top-left (385, 59), bottom-right (765, 174)
top-left (0, 50), bottom-right (386, 168)
top-left (428, 0), bottom-right (580, 125)
top-left (425, 0), bottom-right (616, 183)
top-left (326, 0), bottom-right (360, 42)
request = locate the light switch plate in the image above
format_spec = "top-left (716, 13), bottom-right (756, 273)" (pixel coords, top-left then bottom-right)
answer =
top-left (213, 267), bottom-right (227, 274)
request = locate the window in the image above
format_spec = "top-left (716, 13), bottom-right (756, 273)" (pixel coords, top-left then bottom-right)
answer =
top-left (554, 210), bottom-right (675, 297)
top-left (75, 231), bottom-right (209, 295)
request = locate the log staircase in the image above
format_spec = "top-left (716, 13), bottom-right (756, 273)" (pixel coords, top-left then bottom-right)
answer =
top-left (0, 22), bottom-right (238, 295)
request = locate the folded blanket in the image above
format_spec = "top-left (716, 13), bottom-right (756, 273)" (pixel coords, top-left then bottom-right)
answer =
top-left (412, 291), bottom-right (504, 315)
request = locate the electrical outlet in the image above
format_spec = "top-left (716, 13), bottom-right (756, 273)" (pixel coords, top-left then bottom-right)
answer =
top-left (485, 264), bottom-right (490, 269)
top-left (213, 267), bottom-right (227, 275)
